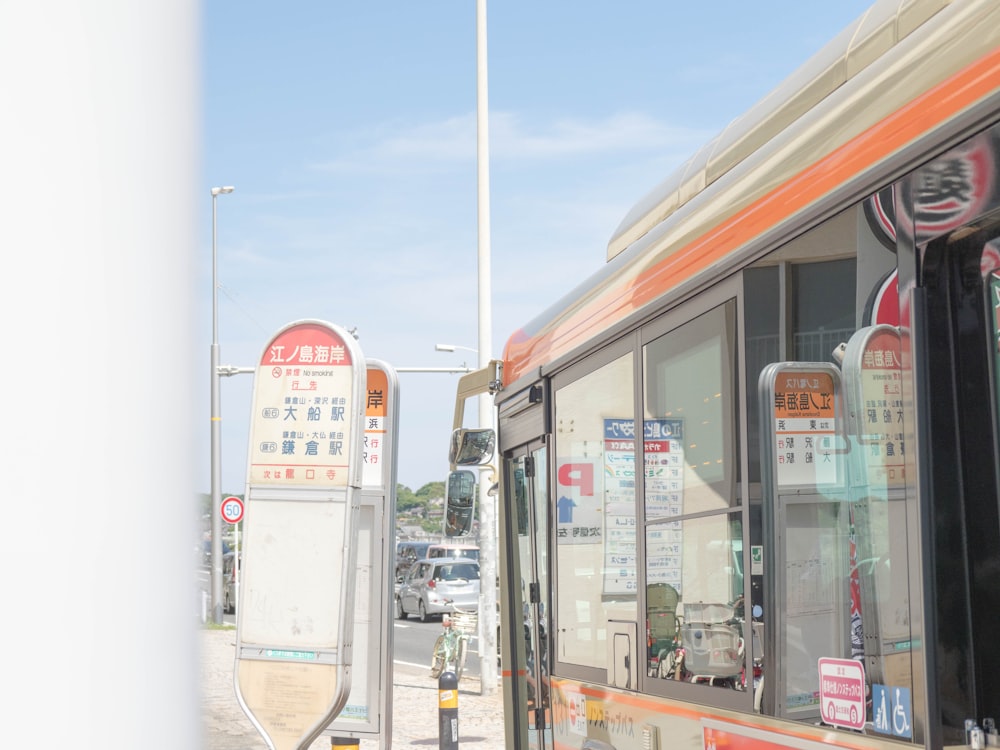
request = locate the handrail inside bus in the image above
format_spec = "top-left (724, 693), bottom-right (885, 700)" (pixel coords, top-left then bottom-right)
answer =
top-left (450, 359), bottom-right (503, 433)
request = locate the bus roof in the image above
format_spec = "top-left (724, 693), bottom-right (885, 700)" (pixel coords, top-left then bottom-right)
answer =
top-left (501, 0), bottom-right (1000, 388)
top-left (606, 0), bottom-right (950, 262)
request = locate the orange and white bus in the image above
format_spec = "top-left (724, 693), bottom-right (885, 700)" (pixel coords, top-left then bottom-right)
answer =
top-left (447, 1), bottom-right (1000, 748)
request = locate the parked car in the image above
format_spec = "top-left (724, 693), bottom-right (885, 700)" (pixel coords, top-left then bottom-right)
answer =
top-left (395, 557), bottom-right (481, 622)
top-left (426, 543), bottom-right (480, 562)
top-left (395, 542), bottom-right (431, 582)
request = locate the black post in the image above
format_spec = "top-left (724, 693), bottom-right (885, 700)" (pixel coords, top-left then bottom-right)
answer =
top-left (438, 670), bottom-right (459, 750)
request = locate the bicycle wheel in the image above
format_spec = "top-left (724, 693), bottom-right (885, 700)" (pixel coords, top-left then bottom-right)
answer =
top-left (430, 634), bottom-right (447, 679)
top-left (455, 637), bottom-right (468, 680)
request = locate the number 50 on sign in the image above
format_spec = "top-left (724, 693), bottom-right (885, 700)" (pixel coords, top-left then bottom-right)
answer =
top-left (221, 496), bottom-right (244, 524)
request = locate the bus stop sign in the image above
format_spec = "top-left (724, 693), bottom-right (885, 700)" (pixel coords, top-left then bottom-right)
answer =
top-left (235, 320), bottom-right (367, 750)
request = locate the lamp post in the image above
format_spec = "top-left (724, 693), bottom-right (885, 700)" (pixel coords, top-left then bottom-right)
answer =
top-left (474, 0), bottom-right (497, 695)
top-left (435, 343), bottom-right (479, 372)
top-left (210, 185), bottom-right (234, 625)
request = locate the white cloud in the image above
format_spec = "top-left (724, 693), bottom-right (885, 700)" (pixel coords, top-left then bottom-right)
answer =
top-left (312, 115), bottom-right (476, 172)
top-left (491, 111), bottom-right (706, 160)
top-left (311, 110), bottom-right (710, 173)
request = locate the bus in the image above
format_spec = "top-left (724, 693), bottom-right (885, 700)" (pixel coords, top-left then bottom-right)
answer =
top-left (446, 1), bottom-right (1000, 748)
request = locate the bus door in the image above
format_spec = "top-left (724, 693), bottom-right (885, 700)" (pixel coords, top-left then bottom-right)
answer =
top-left (504, 439), bottom-right (551, 750)
top-left (898, 127), bottom-right (1000, 737)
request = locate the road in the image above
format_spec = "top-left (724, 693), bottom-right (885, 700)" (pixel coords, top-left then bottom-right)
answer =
top-left (393, 615), bottom-right (484, 680)
top-left (197, 569), bottom-right (484, 681)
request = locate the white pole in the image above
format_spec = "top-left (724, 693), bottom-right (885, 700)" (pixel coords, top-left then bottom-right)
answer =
top-left (209, 185), bottom-right (234, 625)
top-left (476, 0), bottom-right (497, 695)
top-left (210, 190), bottom-right (223, 625)
top-left (235, 519), bottom-right (240, 618)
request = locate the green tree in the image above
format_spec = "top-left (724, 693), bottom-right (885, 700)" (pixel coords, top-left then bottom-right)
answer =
top-left (396, 484), bottom-right (421, 512)
top-left (414, 481), bottom-right (445, 500)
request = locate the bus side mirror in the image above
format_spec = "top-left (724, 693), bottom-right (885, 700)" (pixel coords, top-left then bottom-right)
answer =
top-left (445, 470), bottom-right (477, 537)
top-left (449, 428), bottom-right (496, 466)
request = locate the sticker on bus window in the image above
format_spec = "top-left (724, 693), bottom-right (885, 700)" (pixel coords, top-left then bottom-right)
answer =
top-left (818, 657), bottom-right (866, 730)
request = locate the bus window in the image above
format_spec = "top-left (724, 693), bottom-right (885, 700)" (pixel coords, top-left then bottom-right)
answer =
top-left (744, 265), bottom-right (781, 488)
top-left (791, 259), bottom-right (857, 362)
top-left (641, 301), bottom-right (749, 693)
top-left (553, 351), bottom-right (635, 673)
top-left (646, 513), bottom-right (748, 691)
top-left (642, 302), bottom-right (739, 516)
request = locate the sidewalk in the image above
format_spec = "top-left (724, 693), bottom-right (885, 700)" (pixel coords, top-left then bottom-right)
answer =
top-left (201, 628), bottom-right (506, 750)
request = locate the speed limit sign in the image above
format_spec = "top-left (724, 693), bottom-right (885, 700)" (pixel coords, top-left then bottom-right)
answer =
top-left (221, 496), bottom-right (244, 524)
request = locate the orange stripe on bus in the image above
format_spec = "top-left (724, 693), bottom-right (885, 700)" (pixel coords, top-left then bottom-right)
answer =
top-left (502, 673), bottom-right (878, 749)
top-left (503, 47), bottom-right (1000, 385)
top-left (550, 677), bottom-right (880, 750)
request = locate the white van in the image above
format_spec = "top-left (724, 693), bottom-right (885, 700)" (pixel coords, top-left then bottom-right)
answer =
top-left (426, 543), bottom-right (480, 562)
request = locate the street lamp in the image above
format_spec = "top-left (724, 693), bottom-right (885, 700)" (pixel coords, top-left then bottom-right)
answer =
top-left (210, 184), bottom-right (234, 625)
top-left (435, 343), bottom-right (478, 371)
top-left (474, 0), bottom-right (497, 695)
top-left (435, 343), bottom-right (477, 354)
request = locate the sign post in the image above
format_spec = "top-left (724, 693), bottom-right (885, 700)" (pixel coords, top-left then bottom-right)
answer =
top-left (758, 362), bottom-right (849, 721)
top-left (221, 495), bottom-right (244, 617)
top-left (234, 320), bottom-right (366, 750)
top-left (324, 360), bottom-right (399, 749)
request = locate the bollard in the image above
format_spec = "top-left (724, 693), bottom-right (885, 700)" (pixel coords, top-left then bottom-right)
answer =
top-left (331, 737), bottom-right (359, 750)
top-left (438, 670), bottom-right (459, 750)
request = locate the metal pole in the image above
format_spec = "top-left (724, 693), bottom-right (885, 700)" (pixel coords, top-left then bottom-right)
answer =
top-left (438, 670), bottom-right (459, 750)
top-left (210, 185), bottom-right (234, 625)
top-left (234, 518), bottom-right (240, 619)
top-left (475, 0), bottom-right (498, 695)
top-left (395, 366), bottom-right (474, 374)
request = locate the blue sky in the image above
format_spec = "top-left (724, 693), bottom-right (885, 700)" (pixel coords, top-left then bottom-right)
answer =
top-left (201, 1), bottom-right (875, 495)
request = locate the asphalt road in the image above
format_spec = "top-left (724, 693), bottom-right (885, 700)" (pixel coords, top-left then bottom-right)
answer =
top-left (197, 572), bottom-right (484, 680)
top-left (393, 617), bottom-right (483, 680)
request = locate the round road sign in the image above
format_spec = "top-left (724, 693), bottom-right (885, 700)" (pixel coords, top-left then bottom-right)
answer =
top-left (221, 496), bottom-right (244, 524)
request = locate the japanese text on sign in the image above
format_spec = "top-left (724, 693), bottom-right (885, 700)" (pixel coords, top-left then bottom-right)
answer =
top-left (362, 367), bottom-right (388, 489)
top-left (772, 370), bottom-right (840, 487)
top-left (856, 328), bottom-right (905, 488)
top-left (602, 418), bottom-right (684, 594)
top-left (818, 657), bottom-right (866, 730)
top-left (250, 323), bottom-right (357, 487)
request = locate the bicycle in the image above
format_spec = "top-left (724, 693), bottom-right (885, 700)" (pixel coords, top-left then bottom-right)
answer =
top-left (430, 605), bottom-right (478, 680)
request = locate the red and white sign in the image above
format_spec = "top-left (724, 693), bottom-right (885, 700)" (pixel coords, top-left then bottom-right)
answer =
top-left (362, 366), bottom-right (389, 489)
top-left (555, 457), bottom-right (602, 546)
top-left (856, 327), bottom-right (905, 488)
top-left (868, 270), bottom-right (900, 327)
top-left (818, 657), bottom-right (866, 730)
top-left (566, 694), bottom-right (586, 736)
top-left (221, 496), bottom-right (244, 524)
top-left (248, 322), bottom-right (359, 487)
top-left (237, 320), bottom-right (366, 749)
top-left (771, 368), bottom-right (840, 488)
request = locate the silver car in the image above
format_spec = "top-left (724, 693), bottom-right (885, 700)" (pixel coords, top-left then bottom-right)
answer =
top-left (394, 557), bottom-right (480, 622)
